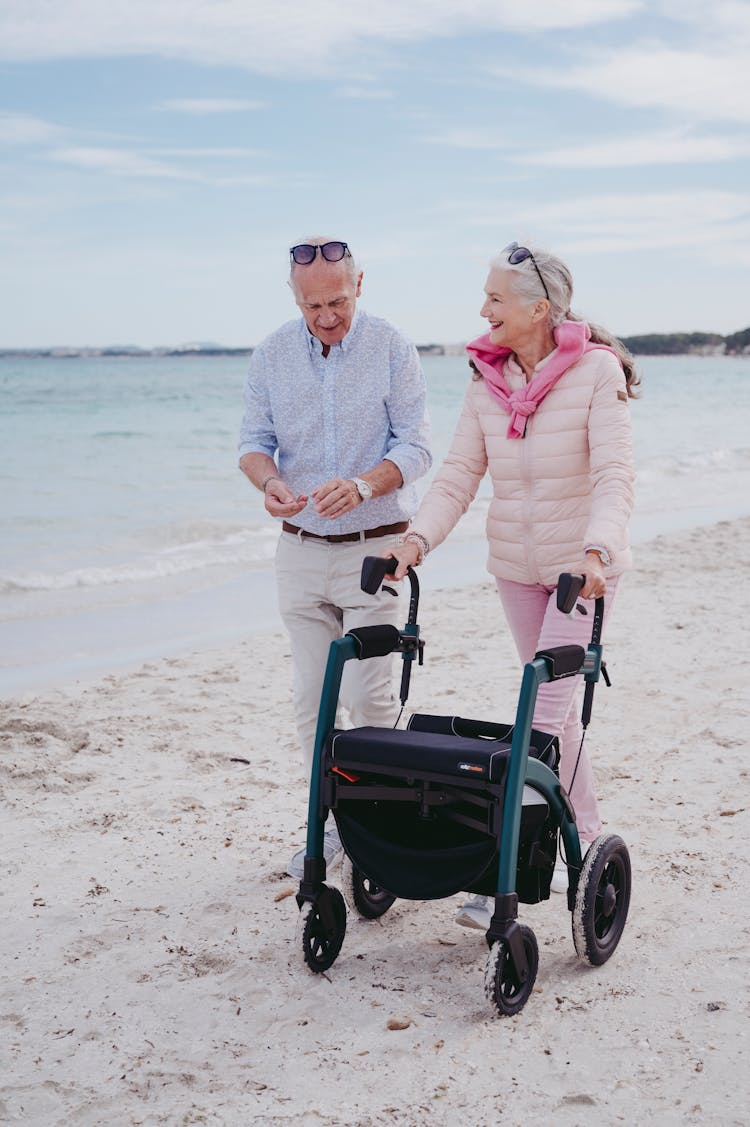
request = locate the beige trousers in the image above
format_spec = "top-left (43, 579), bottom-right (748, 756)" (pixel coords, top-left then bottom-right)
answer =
top-left (275, 529), bottom-right (406, 778)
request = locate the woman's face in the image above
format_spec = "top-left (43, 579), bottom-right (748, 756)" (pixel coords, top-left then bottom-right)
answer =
top-left (480, 268), bottom-right (537, 348)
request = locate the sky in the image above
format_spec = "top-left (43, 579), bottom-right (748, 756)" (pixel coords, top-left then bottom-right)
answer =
top-left (1, 0), bottom-right (748, 348)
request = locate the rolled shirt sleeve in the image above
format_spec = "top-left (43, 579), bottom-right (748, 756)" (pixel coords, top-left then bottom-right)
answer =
top-left (238, 343), bottom-right (278, 460)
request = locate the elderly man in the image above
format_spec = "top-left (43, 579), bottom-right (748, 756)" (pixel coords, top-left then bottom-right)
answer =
top-left (238, 237), bottom-right (431, 875)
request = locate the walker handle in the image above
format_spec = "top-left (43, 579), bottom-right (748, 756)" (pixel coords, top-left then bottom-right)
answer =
top-left (361, 556), bottom-right (420, 628)
top-left (361, 556), bottom-right (422, 707)
top-left (557, 573), bottom-right (607, 728)
top-left (557, 572), bottom-right (585, 615)
top-left (360, 555), bottom-right (397, 594)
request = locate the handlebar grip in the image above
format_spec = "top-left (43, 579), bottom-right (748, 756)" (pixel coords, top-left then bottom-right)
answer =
top-left (360, 555), bottom-right (397, 595)
top-left (557, 572), bottom-right (585, 615)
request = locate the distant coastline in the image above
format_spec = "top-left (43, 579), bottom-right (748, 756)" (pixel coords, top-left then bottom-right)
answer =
top-left (1, 326), bottom-right (748, 358)
top-left (620, 327), bottom-right (750, 356)
top-left (418, 327), bottom-right (750, 357)
top-left (0, 344), bottom-right (256, 359)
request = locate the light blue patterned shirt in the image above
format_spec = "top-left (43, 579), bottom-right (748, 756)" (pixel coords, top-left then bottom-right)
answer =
top-left (239, 308), bottom-right (432, 535)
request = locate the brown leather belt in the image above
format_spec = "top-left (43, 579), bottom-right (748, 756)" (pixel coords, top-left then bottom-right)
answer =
top-left (282, 520), bottom-right (408, 544)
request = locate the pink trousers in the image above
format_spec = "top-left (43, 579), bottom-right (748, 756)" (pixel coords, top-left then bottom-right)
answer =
top-left (495, 576), bottom-right (620, 843)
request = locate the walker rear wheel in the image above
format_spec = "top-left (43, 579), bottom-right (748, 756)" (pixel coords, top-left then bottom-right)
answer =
top-left (484, 925), bottom-right (539, 1017)
top-left (341, 855), bottom-right (396, 920)
top-left (300, 886), bottom-right (347, 973)
top-left (572, 833), bottom-right (631, 965)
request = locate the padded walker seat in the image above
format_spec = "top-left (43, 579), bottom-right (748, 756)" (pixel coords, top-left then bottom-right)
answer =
top-left (328, 725), bottom-right (511, 783)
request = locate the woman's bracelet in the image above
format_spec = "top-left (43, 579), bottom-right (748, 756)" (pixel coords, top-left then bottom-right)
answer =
top-left (261, 474), bottom-right (281, 493)
top-left (403, 531), bottom-right (430, 566)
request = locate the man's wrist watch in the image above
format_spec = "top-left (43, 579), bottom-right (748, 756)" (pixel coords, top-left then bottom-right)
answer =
top-left (352, 477), bottom-right (373, 501)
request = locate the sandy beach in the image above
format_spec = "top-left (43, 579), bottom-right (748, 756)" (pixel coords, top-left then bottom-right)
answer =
top-left (1, 518), bottom-right (748, 1126)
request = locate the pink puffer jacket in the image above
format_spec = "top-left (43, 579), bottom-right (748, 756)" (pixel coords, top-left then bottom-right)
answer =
top-left (413, 348), bottom-right (635, 585)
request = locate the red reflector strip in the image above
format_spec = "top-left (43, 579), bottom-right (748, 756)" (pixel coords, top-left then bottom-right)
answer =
top-left (331, 766), bottom-right (361, 782)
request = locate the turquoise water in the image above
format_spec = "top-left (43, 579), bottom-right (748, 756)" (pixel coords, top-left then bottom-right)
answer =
top-left (2, 352), bottom-right (749, 692)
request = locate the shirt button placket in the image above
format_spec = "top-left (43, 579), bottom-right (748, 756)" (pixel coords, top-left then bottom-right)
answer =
top-left (321, 350), bottom-right (338, 480)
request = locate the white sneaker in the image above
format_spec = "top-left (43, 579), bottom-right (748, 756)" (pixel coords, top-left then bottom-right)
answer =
top-left (455, 895), bottom-right (492, 930)
top-left (286, 826), bottom-right (343, 880)
top-left (550, 862), bottom-right (568, 895)
top-left (550, 839), bottom-right (590, 894)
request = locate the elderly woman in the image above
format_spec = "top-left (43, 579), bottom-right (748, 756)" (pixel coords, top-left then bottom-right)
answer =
top-left (387, 242), bottom-right (638, 928)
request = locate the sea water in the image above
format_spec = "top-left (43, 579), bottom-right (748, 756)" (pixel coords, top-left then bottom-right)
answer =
top-left (2, 352), bottom-right (749, 693)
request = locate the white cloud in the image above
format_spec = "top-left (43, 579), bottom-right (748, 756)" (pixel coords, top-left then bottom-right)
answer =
top-left (460, 4), bottom-right (750, 125)
top-left (666, 0), bottom-right (750, 38)
top-left (335, 86), bottom-right (395, 101)
top-left (575, 48), bottom-right (746, 123)
top-left (45, 145), bottom-right (269, 185)
top-left (47, 146), bottom-right (199, 180)
top-left (0, 111), bottom-right (65, 145)
top-left (0, 1), bottom-right (641, 74)
top-left (500, 30), bottom-right (750, 125)
top-left (152, 146), bottom-right (264, 158)
top-left (526, 131), bottom-right (750, 168)
top-left (436, 187), bottom-right (750, 266)
top-left (511, 190), bottom-right (750, 262)
top-left (422, 124), bottom-right (750, 168)
top-left (211, 175), bottom-right (269, 186)
top-left (422, 127), bottom-right (515, 152)
top-left (157, 98), bottom-right (267, 114)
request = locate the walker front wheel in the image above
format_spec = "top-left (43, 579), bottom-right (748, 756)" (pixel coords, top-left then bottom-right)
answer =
top-left (300, 886), bottom-right (347, 973)
top-left (484, 925), bottom-right (539, 1017)
top-left (572, 833), bottom-right (631, 966)
top-left (341, 855), bottom-right (396, 920)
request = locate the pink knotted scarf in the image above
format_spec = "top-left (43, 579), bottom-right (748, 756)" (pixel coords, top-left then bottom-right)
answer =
top-left (466, 320), bottom-right (617, 438)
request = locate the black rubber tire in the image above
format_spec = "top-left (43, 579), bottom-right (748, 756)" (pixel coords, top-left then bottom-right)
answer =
top-left (341, 855), bottom-right (397, 920)
top-left (300, 886), bottom-right (347, 973)
top-left (484, 924), bottom-right (539, 1017)
top-left (572, 833), bottom-right (631, 966)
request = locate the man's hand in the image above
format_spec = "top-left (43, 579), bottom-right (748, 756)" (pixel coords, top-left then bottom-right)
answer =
top-left (311, 477), bottom-right (361, 519)
top-left (264, 478), bottom-right (308, 518)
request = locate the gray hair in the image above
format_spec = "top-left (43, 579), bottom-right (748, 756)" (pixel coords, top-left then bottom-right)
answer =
top-left (288, 234), bottom-right (360, 286)
top-left (489, 243), bottom-right (640, 395)
top-left (489, 244), bottom-right (572, 326)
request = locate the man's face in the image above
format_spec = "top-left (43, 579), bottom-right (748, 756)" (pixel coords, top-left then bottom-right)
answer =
top-left (292, 259), bottom-right (362, 347)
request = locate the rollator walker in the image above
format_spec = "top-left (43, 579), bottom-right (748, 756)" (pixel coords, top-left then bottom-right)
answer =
top-left (294, 557), bottom-right (631, 1017)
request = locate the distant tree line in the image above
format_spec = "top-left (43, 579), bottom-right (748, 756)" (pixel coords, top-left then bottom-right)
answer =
top-left (621, 327), bottom-right (750, 355)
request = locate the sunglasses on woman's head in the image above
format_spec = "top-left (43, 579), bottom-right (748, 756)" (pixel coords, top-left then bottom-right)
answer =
top-left (289, 241), bottom-right (350, 265)
top-left (502, 241), bottom-right (550, 302)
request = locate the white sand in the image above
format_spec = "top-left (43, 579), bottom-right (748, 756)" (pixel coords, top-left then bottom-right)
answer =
top-left (1, 519), bottom-right (748, 1126)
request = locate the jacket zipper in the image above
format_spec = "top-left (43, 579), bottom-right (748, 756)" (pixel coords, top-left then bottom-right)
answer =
top-left (519, 424), bottom-right (541, 584)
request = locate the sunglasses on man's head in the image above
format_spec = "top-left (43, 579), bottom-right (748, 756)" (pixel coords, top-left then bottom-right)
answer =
top-left (289, 241), bottom-right (350, 265)
top-left (502, 241), bottom-right (550, 302)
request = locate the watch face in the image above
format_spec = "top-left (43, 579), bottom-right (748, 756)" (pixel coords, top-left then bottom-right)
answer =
top-left (355, 477), bottom-right (372, 499)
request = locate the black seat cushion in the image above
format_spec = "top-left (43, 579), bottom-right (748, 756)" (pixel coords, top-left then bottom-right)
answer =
top-left (408, 713), bottom-right (559, 771)
top-left (327, 725), bottom-right (510, 784)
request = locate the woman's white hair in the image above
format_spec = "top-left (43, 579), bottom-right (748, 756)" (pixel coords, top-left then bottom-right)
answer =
top-left (489, 242), bottom-right (640, 394)
top-left (489, 244), bottom-right (572, 326)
